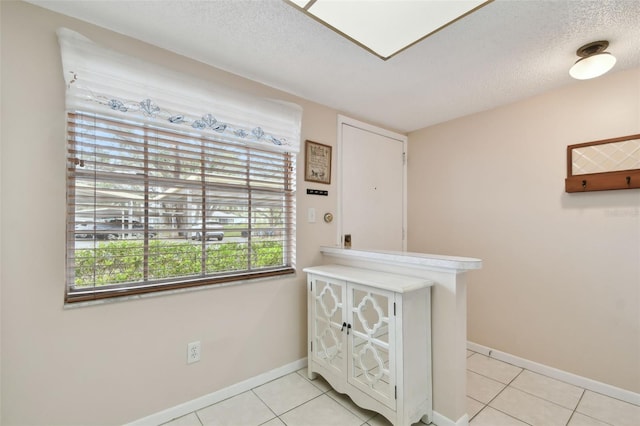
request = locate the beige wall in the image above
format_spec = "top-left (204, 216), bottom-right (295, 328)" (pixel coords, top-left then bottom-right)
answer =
top-left (3, 1), bottom-right (639, 424)
top-left (0, 2), bottom-right (342, 424)
top-left (408, 67), bottom-right (640, 393)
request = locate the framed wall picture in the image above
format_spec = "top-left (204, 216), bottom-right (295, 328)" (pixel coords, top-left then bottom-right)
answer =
top-left (304, 140), bottom-right (332, 184)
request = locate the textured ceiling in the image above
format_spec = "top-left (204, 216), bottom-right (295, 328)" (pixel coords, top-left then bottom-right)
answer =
top-left (26, 0), bottom-right (640, 133)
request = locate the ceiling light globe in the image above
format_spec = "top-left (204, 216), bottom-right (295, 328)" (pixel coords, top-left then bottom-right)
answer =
top-left (569, 52), bottom-right (617, 80)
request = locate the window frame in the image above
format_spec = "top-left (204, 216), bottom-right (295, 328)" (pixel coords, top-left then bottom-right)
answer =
top-left (65, 112), bottom-right (296, 304)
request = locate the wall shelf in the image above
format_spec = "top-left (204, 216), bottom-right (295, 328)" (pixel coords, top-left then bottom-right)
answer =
top-left (565, 134), bottom-right (640, 193)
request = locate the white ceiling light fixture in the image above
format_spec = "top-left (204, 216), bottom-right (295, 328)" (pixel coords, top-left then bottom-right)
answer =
top-left (286, 0), bottom-right (492, 60)
top-left (569, 40), bottom-right (617, 80)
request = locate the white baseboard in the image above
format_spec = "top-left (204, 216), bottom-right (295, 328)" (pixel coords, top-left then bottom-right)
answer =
top-left (432, 411), bottom-right (468, 426)
top-left (125, 358), bottom-right (308, 426)
top-left (467, 341), bottom-right (640, 407)
top-left (127, 343), bottom-right (639, 426)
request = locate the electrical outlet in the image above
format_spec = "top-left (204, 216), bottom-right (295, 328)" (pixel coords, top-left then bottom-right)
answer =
top-left (187, 341), bottom-right (201, 364)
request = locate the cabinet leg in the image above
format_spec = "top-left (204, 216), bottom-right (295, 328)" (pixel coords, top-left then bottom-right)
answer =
top-left (307, 367), bottom-right (318, 381)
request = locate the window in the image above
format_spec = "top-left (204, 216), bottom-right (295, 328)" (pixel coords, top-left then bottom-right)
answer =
top-left (66, 112), bottom-right (295, 303)
top-left (58, 28), bottom-right (301, 303)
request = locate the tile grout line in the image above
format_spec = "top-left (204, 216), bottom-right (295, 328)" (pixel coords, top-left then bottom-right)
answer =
top-left (286, 373), bottom-right (383, 426)
top-left (468, 361), bottom-right (624, 426)
top-left (564, 389), bottom-right (586, 426)
top-left (478, 353), bottom-right (623, 421)
top-left (508, 380), bottom-right (585, 412)
top-left (194, 410), bottom-right (204, 426)
top-left (264, 390), bottom-right (328, 420)
top-left (474, 343), bottom-right (640, 409)
top-left (466, 395), bottom-right (486, 423)
top-left (472, 405), bottom-right (534, 426)
top-left (250, 387), bottom-right (283, 425)
top-left (566, 390), bottom-right (618, 426)
top-left (467, 352), bottom-right (524, 384)
top-left (250, 371), bottom-right (335, 424)
top-left (486, 360), bottom-right (629, 425)
top-left (298, 370), bottom-right (381, 424)
top-left (469, 365), bottom-right (538, 425)
top-left (583, 388), bottom-right (640, 408)
top-left (469, 352), bottom-right (588, 423)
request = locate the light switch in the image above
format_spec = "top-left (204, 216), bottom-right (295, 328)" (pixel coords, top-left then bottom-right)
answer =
top-left (308, 208), bottom-right (316, 223)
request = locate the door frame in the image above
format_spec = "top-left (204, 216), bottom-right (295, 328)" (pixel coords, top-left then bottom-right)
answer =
top-left (337, 115), bottom-right (408, 251)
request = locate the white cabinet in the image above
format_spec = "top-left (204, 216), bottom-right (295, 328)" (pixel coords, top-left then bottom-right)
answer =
top-left (304, 264), bottom-right (433, 426)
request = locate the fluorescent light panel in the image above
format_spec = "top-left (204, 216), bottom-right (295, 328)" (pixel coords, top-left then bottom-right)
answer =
top-left (290, 0), bottom-right (491, 60)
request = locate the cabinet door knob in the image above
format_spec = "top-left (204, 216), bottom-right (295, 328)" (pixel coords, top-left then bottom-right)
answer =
top-left (341, 322), bottom-right (347, 331)
top-left (347, 324), bottom-right (352, 335)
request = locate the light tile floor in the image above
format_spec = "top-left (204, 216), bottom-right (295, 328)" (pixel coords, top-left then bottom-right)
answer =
top-left (163, 351), bottom-right (640, 426)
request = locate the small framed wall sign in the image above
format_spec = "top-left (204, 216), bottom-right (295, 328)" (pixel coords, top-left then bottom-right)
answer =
top-left (304, 140), bottom-right (332, 184)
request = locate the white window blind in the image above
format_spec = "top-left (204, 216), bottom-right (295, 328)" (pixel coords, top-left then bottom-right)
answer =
top-left (67, 112), bottom-right (295, 302)
top-left (58, 29), bottom-right (301, 303)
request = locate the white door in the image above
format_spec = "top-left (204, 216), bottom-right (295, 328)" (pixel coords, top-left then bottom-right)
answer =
top-left (339, 116), bottom-right (406, 251)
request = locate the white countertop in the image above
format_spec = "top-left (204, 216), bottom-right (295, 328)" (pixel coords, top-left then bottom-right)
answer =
top-left (320, 246), bottom-right (482, 272)
top-left (303, 264), bottom-right (433, 293)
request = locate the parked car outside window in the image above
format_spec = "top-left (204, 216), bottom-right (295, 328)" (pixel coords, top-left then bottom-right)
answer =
top-left (75, 220), bottom-right (155, 240)
top-left (187, 222), bottom-right (224, 241)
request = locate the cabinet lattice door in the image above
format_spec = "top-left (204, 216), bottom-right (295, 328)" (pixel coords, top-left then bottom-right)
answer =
top-left (348, 284), bottom-right (396, 409)
top-left (312, 276), bottom-right (346, 375)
